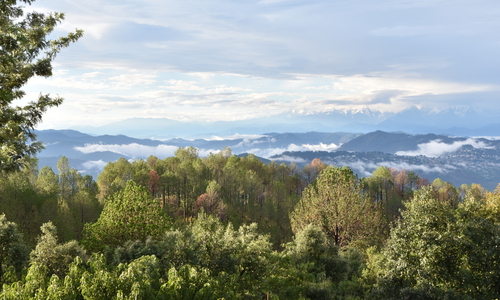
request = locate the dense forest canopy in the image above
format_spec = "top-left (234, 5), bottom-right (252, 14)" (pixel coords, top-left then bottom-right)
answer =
top-left (0, 148), bottom-right (499, 299)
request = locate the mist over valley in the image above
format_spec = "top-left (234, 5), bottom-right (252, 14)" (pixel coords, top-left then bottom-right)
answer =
top-left (36, 126), bottom-right (500, 190)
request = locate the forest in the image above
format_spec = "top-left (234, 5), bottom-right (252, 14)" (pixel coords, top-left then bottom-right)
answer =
top-left (3, 0), bottom-right (500, 299)
top-left (0, 147), bottom-right (499, 299)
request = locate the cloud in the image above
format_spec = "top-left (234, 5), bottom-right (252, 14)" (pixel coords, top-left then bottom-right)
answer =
top-left (337, 160), bottom-right (453, 177)
top-left (242, 143), bottom-right (339, 159)
top-left (74, 143), bottom-right (179, 159)
top-left (162, 80), bottom-right (203, 91)
top-left (245, 147), bottom-right (288, 158)
top-left (332, 74), bottom-right (492, 98)
top-left (273, 155), bottom-right (307, 163)
top-left (29, 73), bottom-right (111, 90)
top-left (198, 148), bottom-right (222, 157)
top-left (370, 25), bottom-right (445, 37)
top-left (27, 0), bottom-right (500, 129)
top-left (109, 73), bottom-right (157, 87)
top-left (80, 160), bottom-right (108, 172)
top-left (288, 143), bottom-right (339, 152)
top-left (396, 138), bottom-right (491, 157)
top-left (82, 71), bottom-right (102, 78)
top-left (208, 134), bottom-right (267, 141)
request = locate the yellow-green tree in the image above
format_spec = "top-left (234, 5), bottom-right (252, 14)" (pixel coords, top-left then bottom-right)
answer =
top-left (291, 166), bottom-right (383, 248)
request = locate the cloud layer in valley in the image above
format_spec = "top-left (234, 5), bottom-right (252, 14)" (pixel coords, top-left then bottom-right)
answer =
top-left (75, 143), bottom-right (180, 159)
top-left (74, 141), bottom-right (340, 162)
top-left (338, 160), bottom-right (455, 177)
top-left (396, 138), bottom-right (492, 157)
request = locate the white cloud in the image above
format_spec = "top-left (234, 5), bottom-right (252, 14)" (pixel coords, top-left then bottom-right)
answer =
top-left (273, 155), bottom-right (307, 163)
top-left (242, 143), bottom-right (339, 159)
top-left (82, 71), bottom-right (102, 78)
top-left (162, 80), bottom-right (203, 91)
top-left (208, 134), bottom-right (267, 141)
top-left (290, 143), bottom-right (339, 152)
top-left (80, 160), bottom-right (108, 172)
top-left (338, 160), bottom-right (453, 177)
top-left (198, 148), bottom-right (222, 157)
top-left (332, 74), bottom-right (492, 98)
top-left (72, 141), bottom-right (339, 162)
top-left (243, 147), bottom-right (286, 158)
top-left (110, 73), bottom-right (157, 87)
top-left (396, 138), bottom-right (491, 157)
top-left (29, 74), bottom-right (111, 90)
top-left (74, 143), bottom-right (178, 159)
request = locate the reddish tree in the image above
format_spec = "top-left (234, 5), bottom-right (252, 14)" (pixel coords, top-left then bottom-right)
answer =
top-left (147, 169), bottom-right (160, 197)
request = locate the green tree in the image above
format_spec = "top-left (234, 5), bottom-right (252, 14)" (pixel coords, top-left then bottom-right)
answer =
top-left (30, 222), bottom-right (87, 278)
top-left (291, 166), bottom-right (384, 248)
top-left (83, 181), bottom-right (172, 251)
top-left (0, 167), bottom-right (51, 245)
top-left (432, 178), bottom-right (460, 207)
top-left (0, 214), bottom-right (29, 283)
top-left (0, 0), bottom-right (82, 172)
top-left (35, 166), bottom-right (59, 196)
top-left (286, 224), bottom-right (345, 281)
top-left (373, 186), bottom-right (500, 299)
top-left (97, 157), bottom-right (133, 202)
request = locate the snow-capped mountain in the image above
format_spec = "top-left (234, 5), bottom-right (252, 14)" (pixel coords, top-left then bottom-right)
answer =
top-left (69, 106), bottom-right (500, 139)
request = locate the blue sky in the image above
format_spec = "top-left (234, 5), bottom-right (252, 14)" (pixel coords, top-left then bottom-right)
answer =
top-left (22, 0), bottom-right (500, 129)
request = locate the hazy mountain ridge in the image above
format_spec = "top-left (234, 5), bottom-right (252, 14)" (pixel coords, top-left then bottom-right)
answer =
top-left (70, 106), bottom-right (500, 139)
top-left (34, 130), bottom-right (361, 178)
top-left (272, 146), bottom-right (500, 191)
top-left (336, 131), bottom-right (500, 154)
top-left (271, 131), bottom-right (500, 190)
top-left (34, 129), bottom-right (500, 190)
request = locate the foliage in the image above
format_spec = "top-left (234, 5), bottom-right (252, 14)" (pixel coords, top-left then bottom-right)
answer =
top-left (97, 151), bottom-right (303, 249)
top-left (30, 222), bottom-right (88, 278)
top-left (363, 166), bottom-right (425, 224)
top-left (291, 166), bottom-right (384, 249)
top-left (0, 214), bottom-right (29, 283)
top-left (0, 0), bottom-right (82, 172)
top-left (372, 186), bottom-right (500, 299)
top-left (4, 143), bottom-right (500, 299)
top-left (83, 181), bottom-right (171, 251)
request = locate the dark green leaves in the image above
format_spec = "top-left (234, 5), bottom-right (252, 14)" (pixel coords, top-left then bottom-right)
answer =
top-left (83, 181), bottom-right (172, 251)
top-left (0, 0), bottom-right (82, 172)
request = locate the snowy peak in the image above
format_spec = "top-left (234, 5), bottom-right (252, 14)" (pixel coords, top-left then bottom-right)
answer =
top-left (69, 106), bottom-right (500, 138)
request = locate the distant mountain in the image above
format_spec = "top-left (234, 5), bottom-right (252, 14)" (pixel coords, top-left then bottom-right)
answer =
top-left (337, 131), bottom-right (464, 154)
top-left (70, 106), bottom-right (500, 139)
top-left (272, 146), bottom-right (500, 191)
top-left (375, 106), bottom-right (499, 134)
top-left (35, 129), bottom-right (500, 190)
top-left (271, 131), bottom-right (500, 190)
top-left (34, 129), bottom-right (360, 179)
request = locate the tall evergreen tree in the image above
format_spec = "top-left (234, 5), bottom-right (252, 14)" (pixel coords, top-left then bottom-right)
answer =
top-left (83, 181), bottom-right (171, 251)
top-left (0, 0), bottom-right (82, 172)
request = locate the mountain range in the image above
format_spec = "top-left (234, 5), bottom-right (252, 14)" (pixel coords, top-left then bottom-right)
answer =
top-left (35, 129), bottom-right (500, 190)
top-left (70, 106), bottom-right (500, 139)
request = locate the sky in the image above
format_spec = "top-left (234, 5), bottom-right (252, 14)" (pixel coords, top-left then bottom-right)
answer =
top-left (20, 0), bottom-right (500, 129)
